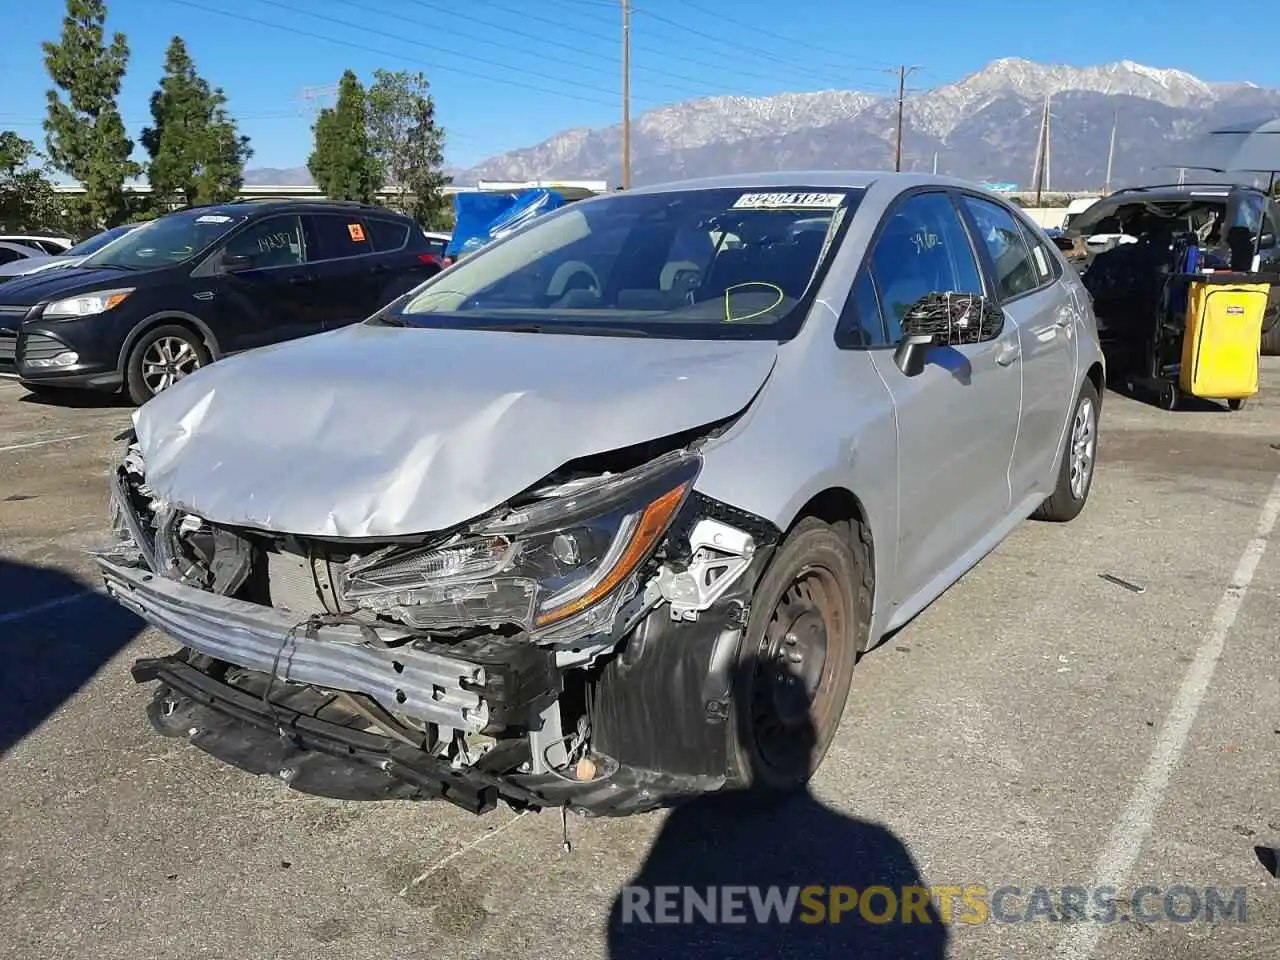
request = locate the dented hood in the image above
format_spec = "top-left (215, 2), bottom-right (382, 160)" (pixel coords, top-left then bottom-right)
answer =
top-left (132, 322), bottom-right (778, 538)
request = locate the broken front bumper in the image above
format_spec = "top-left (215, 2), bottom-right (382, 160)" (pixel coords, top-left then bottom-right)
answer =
top-left (98, 555), bottom-right (733, 816)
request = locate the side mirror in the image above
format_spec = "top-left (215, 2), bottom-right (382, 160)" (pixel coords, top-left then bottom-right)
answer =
top-left (221, 253), bottom-right (253, 273)
top-left (894, 292), bottom-right (1003, 377)
top-left (1260, 233), bottom-right (1276, 250)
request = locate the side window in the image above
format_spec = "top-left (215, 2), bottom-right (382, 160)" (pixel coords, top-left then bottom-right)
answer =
top-left (959, 195), bottom-right (1040, 299)
top-left (1017, 220), bottom-right (1059, 284)
top-left (871, 191), bottom-right (984, 341)
top-left (1232, 195), bottom-right (1264, 232)
top-left (304, 214), bottom-right (375, 261)
top-left (836, 268), bottom-right (887, 347)
top-left (223, 216), bottom-right (304, 268)
top-left (0, 247), bottom-right (20, 265)
top-left (367, 218), bottom-right (409, 252)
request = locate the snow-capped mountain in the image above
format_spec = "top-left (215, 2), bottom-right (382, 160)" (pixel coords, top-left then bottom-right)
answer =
top-left (452, 58), bottom-right (1280, 191)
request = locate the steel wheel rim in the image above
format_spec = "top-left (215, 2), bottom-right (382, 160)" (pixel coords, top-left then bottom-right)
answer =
top-left (749, 565), bottom-right (846, 774)
top-left (142, 336), bottom-right (201, 395)
top-left (1069, 396), bottom-right (1096, 500)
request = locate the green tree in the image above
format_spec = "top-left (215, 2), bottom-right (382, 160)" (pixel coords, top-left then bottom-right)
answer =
top-left (366, 69), bottom-right (450, 227)
top-left (0, 132), bottom-right (64, 232)
top-left (307, 70), bottom-right (381, 203)
top-left (42, 0), bottom-right (139, 227)
top-left (141, 36), bottom-right (252, 211)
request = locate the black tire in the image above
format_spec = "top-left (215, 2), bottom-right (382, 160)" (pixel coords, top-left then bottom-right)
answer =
top-left (124, 324), bottom-right (209, 405)
top-left (1033, 379), bottom-right (1100, 523)
top-left (725, 516), bottom-right (869, 796)
top-left (1227, 397), bottom-right (1247, 411)
top-left (1261, 319), bottom-right (1280, 357)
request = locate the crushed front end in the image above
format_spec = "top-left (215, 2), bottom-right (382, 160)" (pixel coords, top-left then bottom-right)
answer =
top-left (96, 432), bottom-right (780, 816)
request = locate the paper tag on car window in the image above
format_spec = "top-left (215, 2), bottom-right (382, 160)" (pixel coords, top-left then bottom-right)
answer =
top-left (348, 223), bottom-right (366, 242)
top-left (731, 192), bottom-right (845, 210)
top-left (196, 215), bottom-right (233, 223)
top-left (1032, 245), bottom-right (1050, 275)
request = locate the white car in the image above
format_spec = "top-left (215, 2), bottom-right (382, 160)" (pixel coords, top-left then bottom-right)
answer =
top-left (0, 233), bottom-right (73, 255)
top-left (0, 223), bottom-right (147, 280)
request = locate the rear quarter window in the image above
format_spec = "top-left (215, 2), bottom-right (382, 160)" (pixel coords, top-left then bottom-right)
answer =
top-left (367, 218), bottom-right (409, 252)
top-left (305, 214), bottom-right (375, 260)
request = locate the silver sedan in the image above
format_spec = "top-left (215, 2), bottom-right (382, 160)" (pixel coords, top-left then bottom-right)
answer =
top-left (97, 171), bottom-right (1104, 816)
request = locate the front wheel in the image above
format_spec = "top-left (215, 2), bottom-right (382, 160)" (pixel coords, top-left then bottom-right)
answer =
top-left (725, 517), bottom-right (869, 796)
top-left (125, 325), bottom-right (209, 405)
top-left (1033, 379), bottom-right (1100, 523)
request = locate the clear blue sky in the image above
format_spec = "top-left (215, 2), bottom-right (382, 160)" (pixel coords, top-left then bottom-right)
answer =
top-left (0, 0), bottom-right (1271, 173)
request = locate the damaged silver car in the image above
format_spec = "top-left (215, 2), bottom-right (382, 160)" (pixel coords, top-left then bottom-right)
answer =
top-left (95, 171), bottom-right (1105, 816)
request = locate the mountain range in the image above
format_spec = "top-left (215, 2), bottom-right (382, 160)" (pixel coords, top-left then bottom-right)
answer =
top-left (245, 58), bottom-right (1280, 192)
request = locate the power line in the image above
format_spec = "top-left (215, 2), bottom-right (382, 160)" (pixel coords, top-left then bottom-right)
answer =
top-left (645, 0), bottom-right (899, 75)
top-left (632, 7), bottom-right (895, 92)
top-left (425, 0), bottom-right (885, 97)
top-left (335, 0), bottom-right (765, 103)
top-left (164, 0), bottom-right (623, 109)
top-left (243, 0), bottom-right (631, 105)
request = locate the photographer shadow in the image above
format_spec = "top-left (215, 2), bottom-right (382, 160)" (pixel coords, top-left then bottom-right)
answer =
top-left (606, 651), bottom-right (948, 959)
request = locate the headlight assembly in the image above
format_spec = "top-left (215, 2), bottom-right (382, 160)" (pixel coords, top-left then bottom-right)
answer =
top-left (43, 288), bottom-right (134, 319)
top-left (342, 450), bottom-right (701, 642)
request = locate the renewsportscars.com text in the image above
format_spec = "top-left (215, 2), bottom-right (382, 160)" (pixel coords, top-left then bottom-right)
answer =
top-left (619, 885), bottom-right (1248, 925)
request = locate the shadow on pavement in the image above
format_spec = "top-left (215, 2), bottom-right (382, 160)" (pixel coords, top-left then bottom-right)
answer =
top-left (606, 650), bottom-right (948, 960)
top-left (17, 385), bottom-right (131, 409)
top-left (0, 559), bottom-right (144, 755)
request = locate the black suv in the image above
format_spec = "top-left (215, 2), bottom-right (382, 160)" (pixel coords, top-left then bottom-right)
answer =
top-left (0, 200), bottom-right (442, 403)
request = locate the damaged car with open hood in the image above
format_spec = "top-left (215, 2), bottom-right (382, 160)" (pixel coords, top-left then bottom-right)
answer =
top-left (96, 171), bottom-right (1105, 816)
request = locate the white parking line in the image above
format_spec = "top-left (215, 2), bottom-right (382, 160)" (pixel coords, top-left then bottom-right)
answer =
top-left (1054, 471), bottom-right (1280, 960)
top-left (0, 434), bottom-right (91, 454)
top-left (0, 588), bottom-right (99, 626)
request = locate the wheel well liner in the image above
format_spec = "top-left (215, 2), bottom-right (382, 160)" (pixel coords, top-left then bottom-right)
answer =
top-left (1086, 360), bottom-right (1104, 409)
top-left (789, 486), bottom-right (876, 652)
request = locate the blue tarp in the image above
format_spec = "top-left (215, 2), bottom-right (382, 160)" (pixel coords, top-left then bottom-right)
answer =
top-left (446, 188), bottom-right (569, 259)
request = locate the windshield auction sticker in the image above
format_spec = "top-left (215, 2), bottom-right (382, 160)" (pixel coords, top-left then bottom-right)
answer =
top-left (732, 192), bottom-right (846, 210)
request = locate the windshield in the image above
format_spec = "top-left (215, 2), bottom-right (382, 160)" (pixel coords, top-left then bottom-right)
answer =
top-left (82, 210), bottom-right (246, 269)
top-left (63, 223), bottom-right (140, 258)
top-left (385, 186), bottom-right (861, 340)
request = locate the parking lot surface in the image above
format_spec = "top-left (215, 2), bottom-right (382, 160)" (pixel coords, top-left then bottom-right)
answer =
top-left (1, 368), bottom-right (1278, 960)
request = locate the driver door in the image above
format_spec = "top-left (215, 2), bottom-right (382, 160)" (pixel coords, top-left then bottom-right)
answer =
top-left (865, 190), bottom-right (1023, 607)
top-left (205, 215), bottom-right (322, 353)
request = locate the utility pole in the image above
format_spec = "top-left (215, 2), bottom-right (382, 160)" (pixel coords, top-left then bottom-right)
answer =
top-left (1104, 108), bottom-right (1118, 194)
top-left (1044, 92), bottom-right (1052, 192)
top-left (1032, 94), bottom-right (1050, 206)
top-left (886, 65), bottom-right (920, 172)
top-left (620, 0), bottom-right (632, 189)
top-left (932, 151), bottom-right (938, 175)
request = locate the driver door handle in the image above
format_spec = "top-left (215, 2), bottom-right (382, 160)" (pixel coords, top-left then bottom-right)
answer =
top-left (995, 339), bottom-right (1021, 366)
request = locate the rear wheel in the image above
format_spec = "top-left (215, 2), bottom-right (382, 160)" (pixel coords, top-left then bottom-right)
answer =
top-left (725, 517), bottom-right (868, 796)
top-left (1034, 379), bottom-right (1100, 523)
top-left (125, 325), bottom-right (209, 405)
top-left (1228, 397), bottom-right (1247, 411)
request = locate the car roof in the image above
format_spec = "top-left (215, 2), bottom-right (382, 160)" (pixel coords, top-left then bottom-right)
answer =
top-left (1103, 182), bottom-right (1261, 202)
top-left (189, 199), bottom-right (410, 218)
top-left (619, 169), bottom-right (995, 197)
top-left (0, 240), bottom-right (42, 257)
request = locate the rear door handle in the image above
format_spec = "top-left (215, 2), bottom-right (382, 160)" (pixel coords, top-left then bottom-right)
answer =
top-left (995, 339), bottom-right (1021, 366)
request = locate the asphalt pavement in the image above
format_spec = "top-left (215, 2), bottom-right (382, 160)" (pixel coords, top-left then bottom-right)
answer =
top-left (1, 367), bottom-right (1277, 960)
